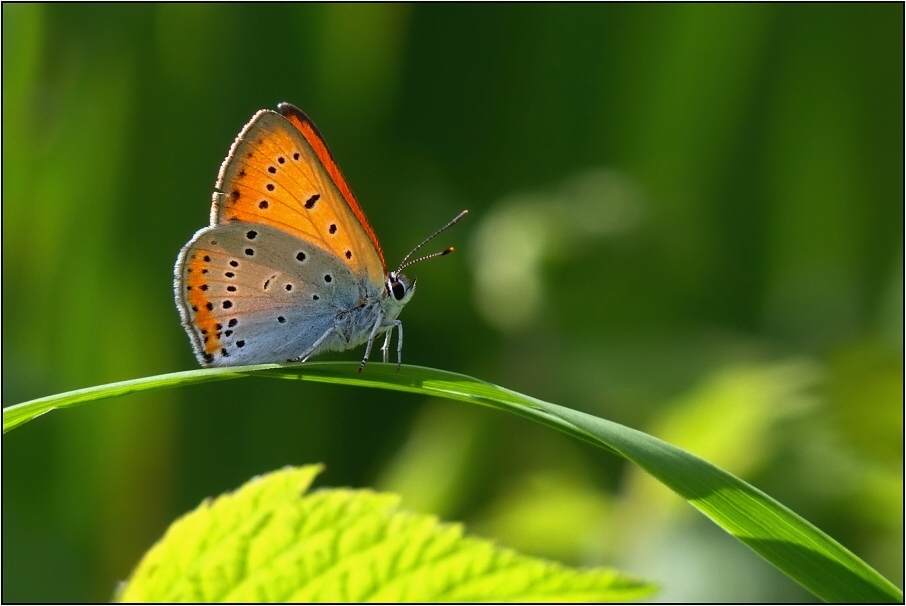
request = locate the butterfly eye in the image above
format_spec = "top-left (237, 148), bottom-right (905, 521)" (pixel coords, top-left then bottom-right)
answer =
top-left (391, 281), bottom-right (406, 301)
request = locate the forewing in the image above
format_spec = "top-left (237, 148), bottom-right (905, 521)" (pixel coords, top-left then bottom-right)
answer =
top-left (212, 108), bottom-right (386, 288)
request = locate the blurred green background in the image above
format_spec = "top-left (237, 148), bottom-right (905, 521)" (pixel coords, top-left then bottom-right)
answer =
top-left (3, 4), bottom-right (902, 602)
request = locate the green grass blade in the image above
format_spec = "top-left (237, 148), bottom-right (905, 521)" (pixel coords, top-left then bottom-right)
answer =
top-left (531, 399), bottom-right (903, 604)
top-left (4, 362), bottom-right (901, 602)
top-left (2, 364), bottom-right (281, 433)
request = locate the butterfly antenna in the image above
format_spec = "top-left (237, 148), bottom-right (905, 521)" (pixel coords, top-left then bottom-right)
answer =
top-left (396, 210), bottom-right (468, 273)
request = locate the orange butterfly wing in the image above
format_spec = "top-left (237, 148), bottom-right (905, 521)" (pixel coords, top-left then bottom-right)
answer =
top-left (210, 103), bottom-right (386, 287)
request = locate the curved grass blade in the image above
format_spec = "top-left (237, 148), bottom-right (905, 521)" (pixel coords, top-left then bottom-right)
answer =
top-left (2, 364), bottom-right (280, 433)
top-left (3, 362), bottom-right (901, 603)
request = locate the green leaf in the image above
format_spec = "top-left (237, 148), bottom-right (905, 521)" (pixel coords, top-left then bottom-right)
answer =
top-left (5, 362), bottom-right (902, 603)
top-left (116, 465), bottom-right (656, 603)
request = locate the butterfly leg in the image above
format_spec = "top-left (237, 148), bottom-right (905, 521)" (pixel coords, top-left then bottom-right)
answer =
top-left (380, 328), bottom-right (393, 364)
top-left (288, 325), bottom-right (337, 363)
top-left (359, 310), bottom-right (385, 373)
top-left (390, 320), bottom-right (404, 371)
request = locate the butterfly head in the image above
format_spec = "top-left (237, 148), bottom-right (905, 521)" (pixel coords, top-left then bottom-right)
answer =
top-left (380, 210), bottom-right (467, 317)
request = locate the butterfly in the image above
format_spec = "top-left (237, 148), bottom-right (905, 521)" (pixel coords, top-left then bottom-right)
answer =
top-left (174, 102), bottom-right (466, 370)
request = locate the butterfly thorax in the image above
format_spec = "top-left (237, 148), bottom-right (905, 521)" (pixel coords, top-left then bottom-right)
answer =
top-left (312, 270), bottom-right (413, 349)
